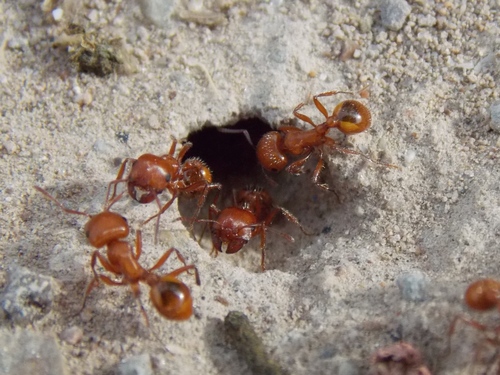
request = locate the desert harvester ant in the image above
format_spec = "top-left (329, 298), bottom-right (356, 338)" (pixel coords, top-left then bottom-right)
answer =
top-left (107, 136), bottom-right (221, 242)
top-left (448, 278), bottom-right (500, 369)
top-left (256, 90), bottom-right (396, 191)
top-left (204, 187), bottom-right (310, 271)
top-left (34, 186), bottom-right (200, 323)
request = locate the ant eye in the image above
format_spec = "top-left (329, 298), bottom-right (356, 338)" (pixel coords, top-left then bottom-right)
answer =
top-left (164, 173), bottom-right (171, 182)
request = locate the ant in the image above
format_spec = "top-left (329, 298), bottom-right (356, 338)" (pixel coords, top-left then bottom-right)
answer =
top-left (256, 90), bottom-right (396, 192)
top-left (448, 278), bottom-right (500, 370)
top-left (107, 137), bottom-right (222, 242)
top-left (205, 187), bottom-right (310, 271)
top-left (34, 186), bottom-right (200, 323)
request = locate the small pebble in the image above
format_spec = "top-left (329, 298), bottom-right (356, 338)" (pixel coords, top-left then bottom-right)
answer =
top-left (92, 139), bottom-right (110, 153)
top-left (396, 270), bottom-right (429, 302)
top-left (117, 354), bottom-right (154, 375)
top-left (87, 9), bottom-right (99, 23)
top-left (52, 8), bottom-right (63, 21)
top-left (137, 0), bottom-right (178, 27)
top-left (60, 326), bottom-right (84, 345)
top-left (2, 140), bottom-right (19, 155)
top-left (148, 113), bottom-right (161, 130)
top-left (75, 91), bottom-right (93, 106)
top-left (380, 0), bottom-right (411, 31)
top-left (404, 149), bottom-right (416, 165)
top-left (490, 101), bottom-right (500, 133)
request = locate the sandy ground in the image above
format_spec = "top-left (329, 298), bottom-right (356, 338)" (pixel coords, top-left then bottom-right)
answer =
top-left (1, 0), bottom-right (500, 374)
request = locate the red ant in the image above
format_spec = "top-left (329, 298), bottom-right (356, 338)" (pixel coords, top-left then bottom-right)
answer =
top-left (448, 278), bottom-right (500, 370)
top-left (34, 186), bottom-right (200, 323)
top-left (256, 90), bottom-right (396, 192)
top-left (107, 137), bottom-right (221, 242)
top-left (204, 187), bottom-right (310, 271)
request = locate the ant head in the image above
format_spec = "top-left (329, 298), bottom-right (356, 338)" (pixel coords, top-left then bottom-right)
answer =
top-left (182, 158), bottom-right (213, 185)
top-left (332, 100), bottom-right (371, 135)
top-left (127, 154), bottom-right (179, 203)
top-left (465, 278), bottom-right (500, 311)
top-left (84, 212), bottom-right (129, 248)
top-left (150, 276), bottom-right (193, 320)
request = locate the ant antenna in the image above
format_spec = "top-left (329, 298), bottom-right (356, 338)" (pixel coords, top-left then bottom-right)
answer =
top-left (217, 128), bottom-right (255, 148)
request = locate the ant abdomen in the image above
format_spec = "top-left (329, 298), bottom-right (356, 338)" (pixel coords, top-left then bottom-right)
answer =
top-left (464, 278), bottom-right (500, 311)
top-left (332, 100), bottom-right (372, 135)
top-left (84, 212), bottom-right (129, 248)
top-left (150, 277), bottom-right (193, 320)
top-left (256, 131), bottom-right (288, 172)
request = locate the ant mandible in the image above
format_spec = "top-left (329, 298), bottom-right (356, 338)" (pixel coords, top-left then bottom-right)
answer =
top-left (448, 279), bottom-right (500, 367)
top-left (256, 90), bottom-right (394, 191)
top-left (34, 186), bottom-right (200, 322)
top-left (107, 136), bottom-right (221, 242)
top-left (206, 187), bottom-right (310, 271)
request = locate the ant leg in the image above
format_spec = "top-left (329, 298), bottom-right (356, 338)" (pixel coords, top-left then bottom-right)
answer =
top-left (313, 90), bottom-right (353, 100)
top-left (277, 207), bottom-right (315, 235)
top-left (106, 178), bottom-right (128, 205)
top-left (208, 204), bottom-right (222, 256)
top-left (285, 153), bottom-right (313, 175)
top-left (176, 142), bottom-right (193, 161)
top-left (107, 158), bottom-right (135, 202)
top-left (129, 282), bottom-right (150, 327)
top-left (331, 144), bottom-right (399, 169)
top-left (167, 136), bottom-right (178, 156)
top-left (447, 315), bottom-right (491, 357)
top-left (310, 153), bottom-right (340, 200)
top-left (261, 166), bottom-right (279, 187)
top-left (167, 264), bottom-right (201, 286)
top-left (217, 128), bottom-right (254, 148)
top-left (133, 230), bottom-right (143, 260)
top-left (192, 183), bottom-right (222, 228)
top-left (196, 221), bottom-right (208, 244)
top-left (293, 102), bottom-right (318, 128)
top-left (142, 194), bottom-right (177, 227)
top-left (312, 91), bottom-right (354, 120)
top-left (90, 250), bottom-right (120, 281)
top-left (151, 194), bottom-right (163, 245)
top-left (183, 182), bottom-right (222, 231)
top-left (148, 247), bottom-right (189, 272)
top-left (105, 191), bottom-right (126, 211)
top-left (258, 225), bottom-right (267, 271)
top-left (34, 186), bottom-right (90, 218)
top-left (77, 274), bottom-right (126, 316)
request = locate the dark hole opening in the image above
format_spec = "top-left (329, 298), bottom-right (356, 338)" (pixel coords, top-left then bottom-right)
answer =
top-left (182, 118), bottom-right (273, 190)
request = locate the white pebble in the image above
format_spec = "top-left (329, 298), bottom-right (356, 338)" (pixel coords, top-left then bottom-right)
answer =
top-left (148, 114), bottom-right (161, 130)
top-left (75, 91), bottom-right (93, 106)
top-left (354, 205), bottom-right (365, 217)
top-left (404, 149), bottom-right (416, 164)
top-left (3, 140), bottom-right (19, 155)
top-left (52, 8), bottom-right (63, 21)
